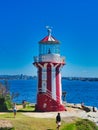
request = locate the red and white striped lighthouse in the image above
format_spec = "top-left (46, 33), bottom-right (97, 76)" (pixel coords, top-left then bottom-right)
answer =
top-left (33, 27), bottom-right (66, 111)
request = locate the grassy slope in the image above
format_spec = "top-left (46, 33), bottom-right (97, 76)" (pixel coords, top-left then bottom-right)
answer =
top-left (1, 112), bottom-right (98, 130)
top-left (62, 119), bottom-right (98, 130)
top-left (0, 105), bottom-right (98, 130)
top-left (0, 112), bottom-right (57, 130)
top-left (62, 123), bottom-right (76, 130)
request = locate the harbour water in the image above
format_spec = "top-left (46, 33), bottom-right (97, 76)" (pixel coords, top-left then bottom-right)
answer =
top-left (0, 79), bottom-right (98, 108)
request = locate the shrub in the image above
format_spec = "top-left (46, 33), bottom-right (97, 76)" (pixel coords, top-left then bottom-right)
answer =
top-left (0, 82), bottom-right (12, 111)
top-left (62, 123), bottom-right (76, 130)
top-left (61, 119), bottom-right (98, 130)
top-left (0, 98), bottom-right (8, 111)
top-left (76, 119), bottom-right (98, 130)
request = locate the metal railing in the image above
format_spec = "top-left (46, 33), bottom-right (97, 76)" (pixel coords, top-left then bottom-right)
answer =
top-left (34, 55), bottom-right (65, 63)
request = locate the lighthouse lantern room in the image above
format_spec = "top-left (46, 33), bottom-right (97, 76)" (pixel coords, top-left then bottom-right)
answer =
top-left (33, 27), bottom-right (66, 111)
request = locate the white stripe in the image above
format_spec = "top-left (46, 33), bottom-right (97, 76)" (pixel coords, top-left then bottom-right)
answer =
top-left (38, 63), bottom-right (43, 68)
top-left (48, 35), bottom-right (55, 41)
top-left (59, 72), bottom-right (62, 103)
top-left (50, 63), bottom-right (59, 100)
top-left (59, 65), bottom-right (63, 104)
top-left (42, 63), bottom-right (47, 92)
top-left (51, 67), bottom-right (56, 100)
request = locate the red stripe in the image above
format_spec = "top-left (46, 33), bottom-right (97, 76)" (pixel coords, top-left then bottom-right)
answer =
top-left (47, 64), bottom-right (51, 92)
top-left (39, 35), bottom-right (59, 43)
top-left (56, 66), bottom-right (60, 102)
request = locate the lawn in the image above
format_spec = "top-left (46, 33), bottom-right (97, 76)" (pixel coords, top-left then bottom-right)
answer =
top-left (0, 112), bottom-right (59, 130)
top-left (0, 104), bottom-right (98, 130)
top-left (1, 112), bottom-right (98, 130)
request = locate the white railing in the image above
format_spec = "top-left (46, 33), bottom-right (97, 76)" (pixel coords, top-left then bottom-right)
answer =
top-left (34, 54), bottom-right (65, 63)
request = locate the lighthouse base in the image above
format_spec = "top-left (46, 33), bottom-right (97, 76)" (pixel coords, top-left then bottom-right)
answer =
top-left (35, 94), bottom-right (67, 112)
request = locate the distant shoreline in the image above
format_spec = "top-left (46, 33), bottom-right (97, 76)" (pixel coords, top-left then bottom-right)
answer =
top-left (0, 75), bottom-right (98, 81)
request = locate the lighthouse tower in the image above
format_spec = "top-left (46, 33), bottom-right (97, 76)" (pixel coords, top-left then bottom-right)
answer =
top-left (33, 27), bottom-right (66, 112)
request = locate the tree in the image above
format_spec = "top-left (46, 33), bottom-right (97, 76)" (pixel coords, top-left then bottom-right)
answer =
top-left (0, 81), bottom-right (11, 111)
top-left (0, 82), bottom-right (9, 97)
top-left (0, 80), bottom-right (19, 111)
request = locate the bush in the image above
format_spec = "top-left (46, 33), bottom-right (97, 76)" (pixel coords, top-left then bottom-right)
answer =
top-left (62, 123), bottom-right (75, 130)
top-left (76, 119), bottom-right (98, 130)
top-left (0, 98), bottom-right (8, 111)
top-left (5, 95), bottom-right (12, 109)
top-left (0, 98), bottom-right (5, 104)
top-left (0, 96), bottom-right (12, 111)
top-left (0, 82), bottom-right (12, 111)
top-left (62, 119), bottom-right (98, 130)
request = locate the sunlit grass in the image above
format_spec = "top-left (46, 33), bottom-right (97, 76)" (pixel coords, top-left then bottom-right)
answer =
top-left (0, 111), bottom-right (98, 130)
top-left (0, 112), bottom-right (56, 130)
top-left (18, 104), bottom-right (35, 112)
top-left (61, 119), bottom-right (98, 130)
top-left (62, 123), bottom-right (76, 130)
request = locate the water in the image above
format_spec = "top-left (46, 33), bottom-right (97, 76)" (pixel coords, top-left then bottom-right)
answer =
top-left (0, 79), bottom-right (98, 108)
top-left (9, 79), bottom-right (37, 104)
top-left (62, 80), bottom-right (98, 107)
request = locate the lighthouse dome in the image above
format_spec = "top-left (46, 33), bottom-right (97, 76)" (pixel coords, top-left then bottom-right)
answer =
top-left (39, 28), bottom-right (60, 55)
top-left (39, 27), bottom-right (59, 44)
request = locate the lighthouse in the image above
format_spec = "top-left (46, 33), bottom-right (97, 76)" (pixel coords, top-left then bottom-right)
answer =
top-left (33, 27), bottom-right (66, 111)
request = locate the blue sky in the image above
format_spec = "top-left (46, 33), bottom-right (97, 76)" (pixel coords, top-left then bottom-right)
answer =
top-left (0, 0), bottom-right (98, 77)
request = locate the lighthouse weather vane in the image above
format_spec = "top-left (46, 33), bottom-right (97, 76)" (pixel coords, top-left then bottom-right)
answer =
top-left (46, 26), bottom-right (52, 36)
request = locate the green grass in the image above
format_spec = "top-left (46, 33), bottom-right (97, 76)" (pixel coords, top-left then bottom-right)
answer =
top-left (0, 108), bottom-right (98, 130)
top-left (62, 123), bottom-right (76, 130)
top-left (18, 104), bottom-right (35, 112)
top-left (75, 119), bottom-right (98, 130)
top-left (62, 119), bottom-right (98, 130)
top-left (0, 112), bottom-right (56, 130)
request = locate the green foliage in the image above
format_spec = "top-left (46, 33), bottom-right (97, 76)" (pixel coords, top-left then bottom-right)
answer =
top-left (18, 103), bottom-right (35, 112)
top-left (0, 98), bottom-right (8, 111)
top-left (62, 123), bottom-right (76, 130)
top-left (0, 81), bottom-right (19, 112)
top-left (5, 95), bottom-right (12, 109)
top-left (0, 96), bottom-right (12, 111)
top-left (61, 119), bottom-right (98, 130)
top-left (0, 82), bottom-right (12, 111)
top-left (76, 119), bottom-right (98, 130)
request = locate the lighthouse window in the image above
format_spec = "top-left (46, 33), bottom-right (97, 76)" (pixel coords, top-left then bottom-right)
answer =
top-left (39, 43), bottom-right (60, 55)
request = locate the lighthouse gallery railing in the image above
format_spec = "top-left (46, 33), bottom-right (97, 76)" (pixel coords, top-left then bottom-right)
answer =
top-left (34, 55), bottom-right (65, 63)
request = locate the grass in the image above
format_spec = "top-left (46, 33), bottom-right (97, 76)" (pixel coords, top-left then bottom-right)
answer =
top-left (0, 112), bottom-right (57, 130)
top-left (0, 105), bottom-right (98, 130)
top-left (75, 119), bottom-right (98, 130)
top-left (62, 119), bottom-right (98, 130)
top-left (1, 112), bottom-right (98, 130)
top-left (62, 123), bottom-right (76, 130)
top-left (18, 104), bottom-right (35, 112)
